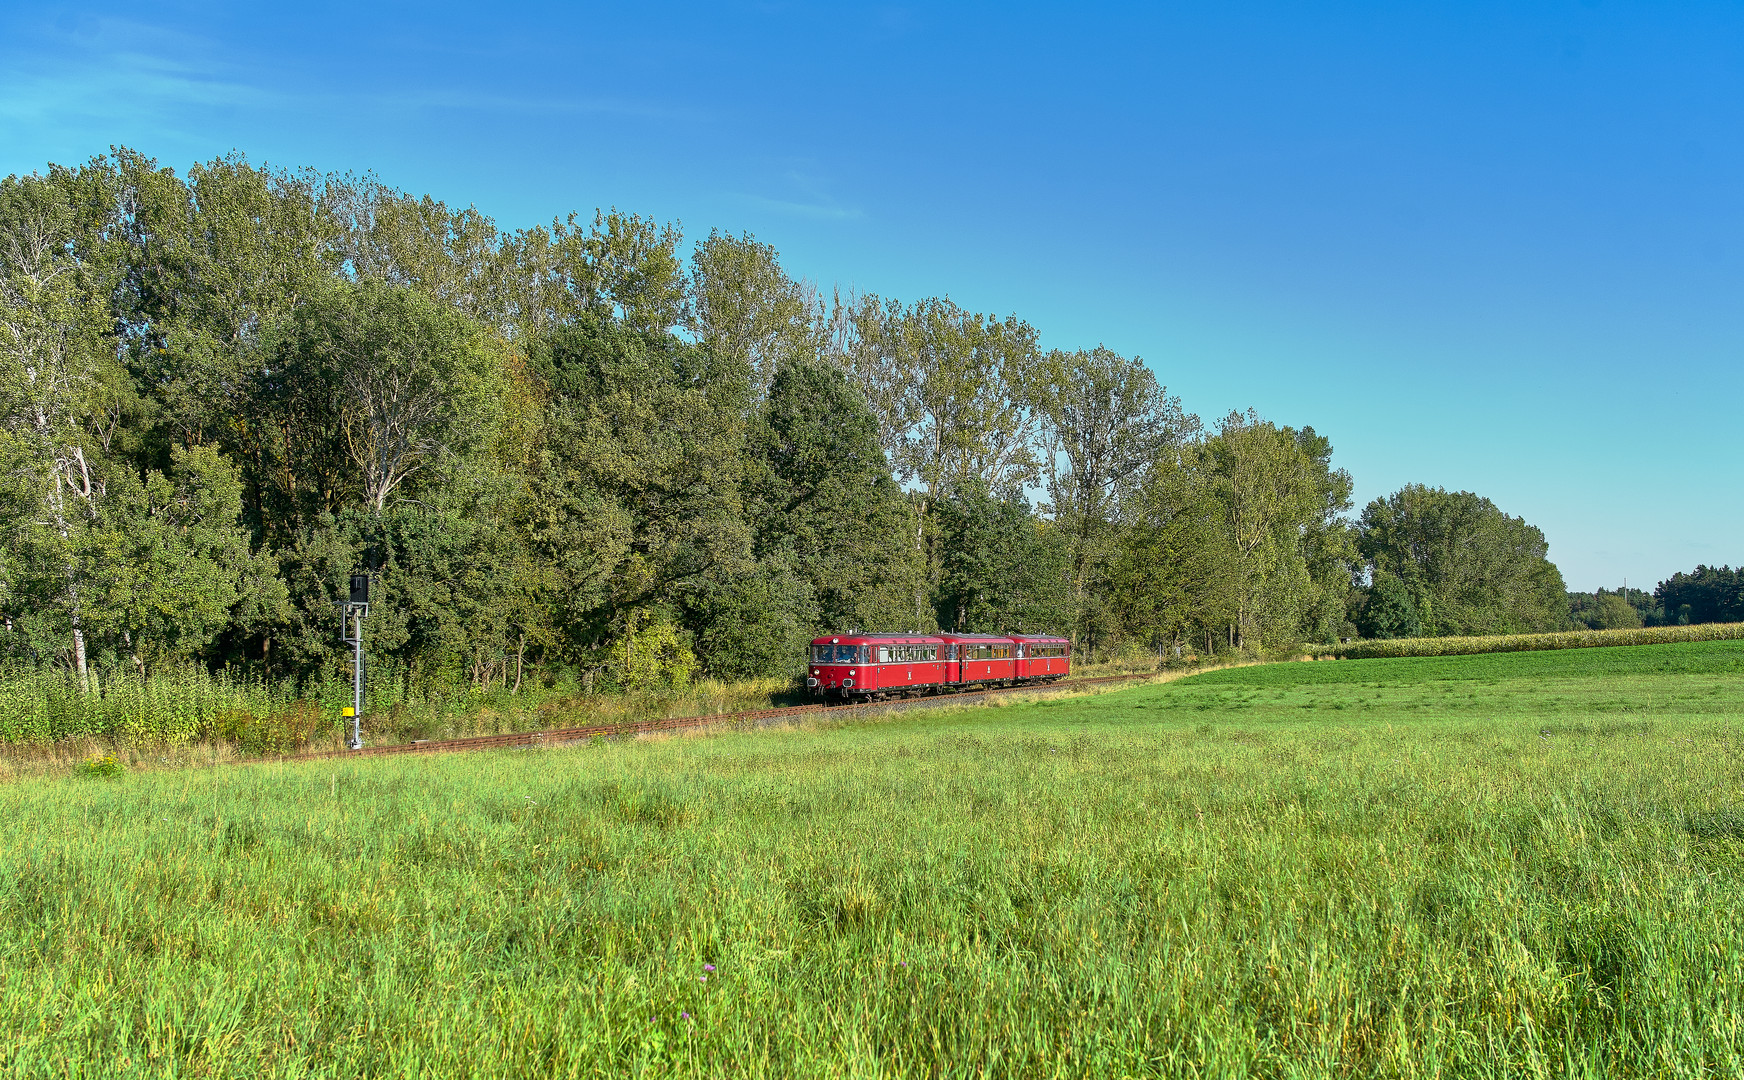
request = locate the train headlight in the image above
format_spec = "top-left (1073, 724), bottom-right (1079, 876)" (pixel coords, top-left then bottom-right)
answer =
top-left (849, 669), bottom-right (856, 675)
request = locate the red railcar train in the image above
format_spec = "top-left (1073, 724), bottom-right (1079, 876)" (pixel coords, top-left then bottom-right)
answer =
top-left (805, 632), bottom-right (1070, 700)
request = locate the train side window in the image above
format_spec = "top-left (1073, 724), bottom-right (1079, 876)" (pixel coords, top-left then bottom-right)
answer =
top-left (878, 647), bottom-right (890, 663)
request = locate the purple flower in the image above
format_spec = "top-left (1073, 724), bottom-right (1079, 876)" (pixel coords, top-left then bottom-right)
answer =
top-left (702, 964), bottom-right (716, 972)
top-left (681, 1012), bottom-right (691, 1022)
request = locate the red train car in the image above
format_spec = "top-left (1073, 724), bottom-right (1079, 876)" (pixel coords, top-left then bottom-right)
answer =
top-left (1011, 634), bottom-right (1071, 680)
top-left (938, 633), bottom-right (1016, 685)
top-left (806, 631), bottom-right (1070, 700)
top-left (805, 634), bottom-right (943, 698)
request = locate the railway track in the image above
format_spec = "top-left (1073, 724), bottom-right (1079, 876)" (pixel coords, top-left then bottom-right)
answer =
top-left (284, 672), bottom-right (1156, 764)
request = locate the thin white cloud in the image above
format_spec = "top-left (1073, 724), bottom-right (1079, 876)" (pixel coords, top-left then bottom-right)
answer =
top-left (730, 167), bottom-right (865, 221)
top-left (0, 11), bottom-right (696, 169)
top-left (733, 192), bottom-right (865, 220)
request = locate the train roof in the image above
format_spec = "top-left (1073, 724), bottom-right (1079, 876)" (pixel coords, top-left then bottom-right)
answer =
top-left (810, 633), bottom-right (942, 644)
top-left (811, 632), bottom-right (1066, 644)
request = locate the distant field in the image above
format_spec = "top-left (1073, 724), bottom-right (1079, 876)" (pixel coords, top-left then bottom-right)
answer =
top-left (1307, 620), bottom-right (1744, 660)
top-left (3, 642), bottom-right (1743, 1077)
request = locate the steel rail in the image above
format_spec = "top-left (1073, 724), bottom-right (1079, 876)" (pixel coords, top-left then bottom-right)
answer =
top-left (274, 673), bottom-right (1156, 765)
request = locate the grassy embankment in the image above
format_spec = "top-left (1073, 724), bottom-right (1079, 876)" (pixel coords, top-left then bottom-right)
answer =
top-left (0, 669), bottom-right (798, 764)
top-left (0, 646), bottom-right (1169, 762)
top-left (4, 641), bottom-right (1743, 1077)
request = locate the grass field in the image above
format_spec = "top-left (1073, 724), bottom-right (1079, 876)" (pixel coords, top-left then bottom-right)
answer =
top-left (3, 642), bottom-right (1743, 1077)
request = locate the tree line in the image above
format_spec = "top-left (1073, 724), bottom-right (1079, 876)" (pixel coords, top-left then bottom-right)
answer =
top-left (1567, 567), bottom-right (1744, 631)
top-left (1, 149), bottom-right (1705, 696)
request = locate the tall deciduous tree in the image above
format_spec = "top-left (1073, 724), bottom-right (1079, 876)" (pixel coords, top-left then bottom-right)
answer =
top-left (821, 289), bottom-right (917, 468)
top-left (0, 172), bottom-right (111, 681)
top-left (1357, 485), bottom-right (1566, 636)
top-left (931, 479), bottom-right (1072, 635)
top-left (747, 356), bottom-right (921, 635)
top-left (315, 281), bottom-right (503, 515)
top-left (1112, 412), bottom-right (1353, 655)
top-left (82, 445), bottom-right (285, 669)
top-left (687, 230), bottom-right (817, 395)
top-left (1109, 446), bottom-right (1241, 656)
top-left (889, 297), bottom-right (1040, 496)
top-left (1031, 345), bottom-right (1195, 648)
top-left (528, 313), bottom-right (754, 671)
top-left (1205, 412), bottom-right (1354, 650)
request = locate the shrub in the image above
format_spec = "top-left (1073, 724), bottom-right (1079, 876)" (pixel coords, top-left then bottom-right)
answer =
top-left (0, 666), bottom-right (295, 745)
top-left (206, 701), bottom-right (328, 756)
top-left (77, 752), bottom-right (124, 778)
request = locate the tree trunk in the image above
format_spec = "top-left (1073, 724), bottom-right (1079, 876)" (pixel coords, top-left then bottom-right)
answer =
top-left (47, 470), bottom-right (90, 691)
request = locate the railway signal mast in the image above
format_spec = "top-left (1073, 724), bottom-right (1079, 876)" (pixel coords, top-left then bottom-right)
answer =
top-left (336, 574), bottom-right (370, 750)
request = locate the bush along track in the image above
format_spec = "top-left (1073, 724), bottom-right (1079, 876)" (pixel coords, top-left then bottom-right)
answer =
top-left (1308, 621), bottom-right (1744, 660)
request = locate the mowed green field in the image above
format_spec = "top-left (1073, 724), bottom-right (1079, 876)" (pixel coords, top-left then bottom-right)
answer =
top-left (5, 644), bottom-right (1744, 1079)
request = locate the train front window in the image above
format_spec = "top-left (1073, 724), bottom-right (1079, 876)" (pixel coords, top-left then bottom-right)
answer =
top-left (813, 644), bottom-right (861, 663)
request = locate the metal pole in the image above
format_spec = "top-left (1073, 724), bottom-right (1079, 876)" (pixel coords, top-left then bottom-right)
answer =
top-left (350, 607), bottom-right (364, 750)
top-left (337, 585), bottom-right (369, 752)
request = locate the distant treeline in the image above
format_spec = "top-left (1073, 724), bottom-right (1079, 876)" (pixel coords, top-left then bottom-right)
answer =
top-left (0, 150), bottom-right (1720, 693)
top-left (1566, 566), bottom-right (1744, 632)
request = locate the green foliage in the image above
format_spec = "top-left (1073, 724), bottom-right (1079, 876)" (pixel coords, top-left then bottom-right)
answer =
top-left (1656, 564), bottom-right (1744, 625)
top-left (747, 357), bottom-right (920, 637)
top-left (207, 700), bottom-right (326, 755)
top-left (931, 479), bottom-right (1071, 634)
top-left (0, 666), bottom-right (300, 744)
top-left (1567, 588), bottom-right (1644, 630)
top-left (612, 609), bottom-right (697, 692)
top-left (1113, 411), bottom-right (1355, 656)
top-left (688, 560), bottom-right (815, 682)
top-left (1356, 484), bottom-right (1567, 636)
top-left (82, 445), bottom-right (286, 663)
top-left (3, 642), bottom-right (1743, 1074)
top-left (687, 230), bottom-right (816, 392)
top-left (1352, 572), bottom-right (1420, 639)
top-left (76, 751), bottom-right (124, 778)
top-left (1030, 345), bottom-right (1194, 652)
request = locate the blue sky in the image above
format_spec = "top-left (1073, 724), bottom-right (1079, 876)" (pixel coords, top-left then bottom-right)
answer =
top-left (3, 1), bottom-right (1739, 591)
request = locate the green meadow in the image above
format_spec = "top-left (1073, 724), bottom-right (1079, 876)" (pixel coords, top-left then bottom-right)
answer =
top-left (4, 642), bottom-right (1744, 1078)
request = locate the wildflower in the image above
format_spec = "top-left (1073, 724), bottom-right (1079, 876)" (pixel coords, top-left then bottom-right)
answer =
top-left (702, 964), bottom-right (715, 972)
top-left (699, 975), bottom-right (708, 982)
top-left (681, 1012), bottom-right (690, 1020)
